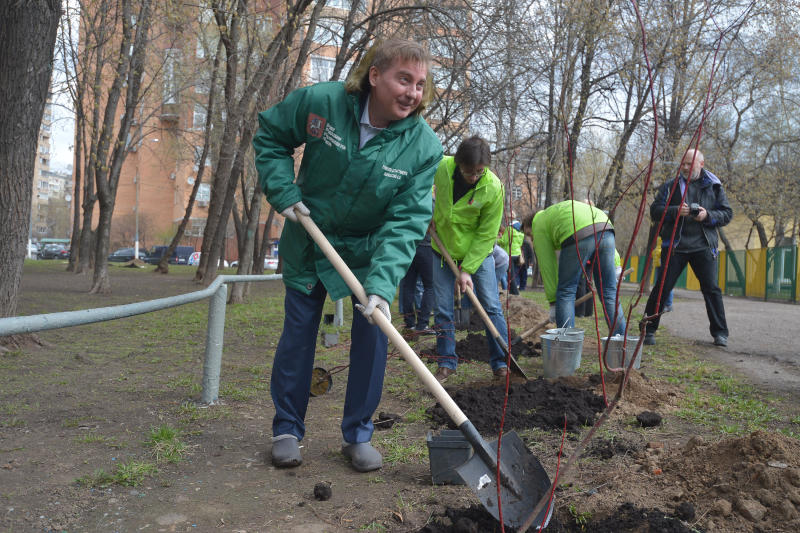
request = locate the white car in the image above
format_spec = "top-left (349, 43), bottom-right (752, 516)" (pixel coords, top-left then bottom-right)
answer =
top-left (188, 252), bottom-right (228, 268)
top-left (230, 256), bottom-right (279, 270)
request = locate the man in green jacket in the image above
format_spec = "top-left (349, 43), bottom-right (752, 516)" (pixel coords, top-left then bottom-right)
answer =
top-left (431, 136), bottom-right (510, 382)
top-left (253, 39), bottom-right (443, 472)
top-left (522, 201), bottom-right (626, 336)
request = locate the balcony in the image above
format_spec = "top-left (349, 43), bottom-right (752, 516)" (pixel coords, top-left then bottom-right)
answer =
top-left (160, 102), bottom-right (180, 123)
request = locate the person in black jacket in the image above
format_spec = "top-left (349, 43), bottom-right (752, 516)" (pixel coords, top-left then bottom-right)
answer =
top-left (643, 149), bottom-right (733, 347)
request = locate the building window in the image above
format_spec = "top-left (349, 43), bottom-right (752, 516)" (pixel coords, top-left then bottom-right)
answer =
top-left (39, 180), bottom-right (48, 190)
top-left (511, 184), bottom-right (523, 200)
top-left (193, 103), bottom-right (207, 130)
top-left (326, 0), bottom-right (348, 8)
top-left (309, 56), bottom-right (335, 83)
top-left (163, 49), bottom-right (181, 104)
top-left (312, 18), bottom-right (343, 47)
top-left (196, 183), bottom-right (211, 206)
top-left (186, 218), bottom-right (206, 236)
top-left (193, 146), bottom-right (211, 171)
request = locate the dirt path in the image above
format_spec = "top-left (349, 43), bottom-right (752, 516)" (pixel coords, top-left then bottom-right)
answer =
top-left (648, 287), bottom-right (800, 401)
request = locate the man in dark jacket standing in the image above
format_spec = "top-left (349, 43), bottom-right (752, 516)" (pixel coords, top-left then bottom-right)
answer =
top-left (643, 148), bottom-right (733, 347)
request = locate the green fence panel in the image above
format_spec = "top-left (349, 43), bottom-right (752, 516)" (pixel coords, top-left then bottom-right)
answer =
top-left (766, 246), bottom-right (797, 302)
top-left (725, 250), bottom-right (746, 297)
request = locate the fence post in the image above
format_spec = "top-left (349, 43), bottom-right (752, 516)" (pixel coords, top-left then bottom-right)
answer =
top-left (334, 298), bottom-right (344, 326)
top-left (202, 283), bottom-right (228, 404)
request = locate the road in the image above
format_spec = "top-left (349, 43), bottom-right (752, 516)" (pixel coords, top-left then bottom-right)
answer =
top-left (636, 287), bottom-right (800, 400)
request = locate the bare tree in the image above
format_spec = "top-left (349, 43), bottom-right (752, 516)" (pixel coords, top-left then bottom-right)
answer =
top-left (0, 0), bottom-right (61, 332)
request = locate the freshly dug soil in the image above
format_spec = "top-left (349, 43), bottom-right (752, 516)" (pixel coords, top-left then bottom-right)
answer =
top-left (454, 332), bottom-right (539, 360)
top-left (415, 501), bottom-right (696, 532)
top-left (427, 379), bottom-right (606, 434)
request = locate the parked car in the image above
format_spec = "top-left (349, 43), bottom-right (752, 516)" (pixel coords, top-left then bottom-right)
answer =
top-left (229, 256), bottom-right (278, 270)
top-left (187, 252), bottom-right (227, 268)
top-left (145, 245), bottom-right (195, 265)
top-left (108, 247), bottom-right (147, 262)
top-left (39, 244), bottom-right (70, 260)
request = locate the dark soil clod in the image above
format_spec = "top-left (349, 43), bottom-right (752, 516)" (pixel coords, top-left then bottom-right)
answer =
top-left (373, 411), bottom-right (402, 430)
top-left (636, 411), bottom-right (663, 428)
top-left (675, 501), bottom-right (696, 521)
top-left (313, 481), bottom-right (332, 501)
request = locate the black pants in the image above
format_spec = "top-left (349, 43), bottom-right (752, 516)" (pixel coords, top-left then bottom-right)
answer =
top-left (400, 245), bottom-right (434, 329)
top-left (644, 248), bottom-right (728, 338)
top-left (508, 256), bottom-right (521, 295)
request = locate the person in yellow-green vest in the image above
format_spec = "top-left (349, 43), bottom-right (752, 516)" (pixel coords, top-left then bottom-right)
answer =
top-left (522, 200), bottom-right (626, 335)
top-left (430, 136), bottom-right (510, 383)
top-left (497, 222), bottom-right (525, 294)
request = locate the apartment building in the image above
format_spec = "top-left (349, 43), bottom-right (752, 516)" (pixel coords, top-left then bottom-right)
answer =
top-left (31, 98), bottom-right (74, 241)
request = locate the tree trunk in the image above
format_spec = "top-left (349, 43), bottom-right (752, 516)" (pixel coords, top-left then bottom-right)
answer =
top-left (253, 207), bottom-right (275, 275)
top-left (229, 187), bottom-right (263, 303)
top-left (0, 0), bottom-right (61, 323)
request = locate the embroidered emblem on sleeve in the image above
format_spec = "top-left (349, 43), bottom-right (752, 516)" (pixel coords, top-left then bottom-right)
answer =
top-left (307, 113), bottom-right (326, 138)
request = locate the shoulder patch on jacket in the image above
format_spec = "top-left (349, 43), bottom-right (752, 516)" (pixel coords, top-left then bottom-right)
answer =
top-left (306, 113), bottom-right (326, 138)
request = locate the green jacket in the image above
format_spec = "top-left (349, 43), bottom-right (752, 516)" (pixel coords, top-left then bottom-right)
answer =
top-left (253, 82), bottom-right (443, 303)
top-left (432, 156), bottom-right (504, 274)
top-left (532, 200), bottom-right (613, 303)
top-left (497, 226), bottom-right (524, 257)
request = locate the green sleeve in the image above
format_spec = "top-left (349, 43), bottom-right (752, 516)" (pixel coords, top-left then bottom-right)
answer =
top-left (252, 87), bottom-right (310, 213)
top-left (461, 183), bottom-right (504, 274)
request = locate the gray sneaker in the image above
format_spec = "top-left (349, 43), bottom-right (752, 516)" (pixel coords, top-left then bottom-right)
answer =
top-left (271, 435), bottom-right (302, 467)
top-left (713, 335), bottom-right (728, 347)
top-left (643, 333), bottom-right (656, 345)
top-left (342, 442), bottom-right (382, 472)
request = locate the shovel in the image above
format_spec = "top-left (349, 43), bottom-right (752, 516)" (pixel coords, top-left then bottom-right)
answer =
top-left (296, 211), bottom-right (552, 530)
top-left (454, 285), bottom-right (471, 330)
top-left (429, 228), bottom-right (528, 380)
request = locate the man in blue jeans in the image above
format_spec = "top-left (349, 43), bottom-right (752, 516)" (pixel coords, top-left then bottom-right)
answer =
top-left (253, 39), bottom-right (442, 471)
top-left (522, 201), bottom-right (626, 336)
top-left (430, 136), bottom-right (509, 382)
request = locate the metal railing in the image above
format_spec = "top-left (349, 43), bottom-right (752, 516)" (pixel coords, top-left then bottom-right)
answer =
top-left (0, 274), bottom-right (282, 404)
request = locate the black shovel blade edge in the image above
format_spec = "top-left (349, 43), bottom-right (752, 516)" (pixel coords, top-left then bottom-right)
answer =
top-left (455, 431), bottom-right (553, 530)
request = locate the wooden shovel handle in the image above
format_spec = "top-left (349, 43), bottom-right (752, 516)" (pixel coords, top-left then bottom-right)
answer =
top-left (296, 212), bottom-right (469, 427)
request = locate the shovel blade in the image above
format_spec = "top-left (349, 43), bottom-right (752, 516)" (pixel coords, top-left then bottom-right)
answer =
top-left (455, 431), bottom-right (553, 530)
top-left (455, 307), bottom-right (471, 330)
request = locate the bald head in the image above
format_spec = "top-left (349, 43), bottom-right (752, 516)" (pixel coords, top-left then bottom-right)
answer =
top-left (680, 149), bottom-right (705, 181)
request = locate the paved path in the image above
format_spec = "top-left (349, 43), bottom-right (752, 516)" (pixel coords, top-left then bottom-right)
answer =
top-left (638, 287), bottom-right (800, 400)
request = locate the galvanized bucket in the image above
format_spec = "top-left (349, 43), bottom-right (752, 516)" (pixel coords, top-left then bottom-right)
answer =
top-left (602, 335), bottom-right (642, 370)
top-left (540, 330), bottom-right (584, 378)
top-left (545, 327), bottom-right (585, 340)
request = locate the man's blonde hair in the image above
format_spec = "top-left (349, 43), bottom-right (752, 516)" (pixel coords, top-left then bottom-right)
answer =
top-left (344, 38), bottom-right (433, 115)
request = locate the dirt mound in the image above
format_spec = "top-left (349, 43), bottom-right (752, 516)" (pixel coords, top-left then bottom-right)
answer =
top-left (415, 501), bottom-right (694, 532)
top-left (501, 293), bottom-right (550, 331)
top-left (586, 370), bottom-right (685, 417)
top-left (662, 431), bottom-right (800, 531)
top-left (454, 332), bottom-right (539, 362)
top-left (427, 379), bottom-right (606, 434)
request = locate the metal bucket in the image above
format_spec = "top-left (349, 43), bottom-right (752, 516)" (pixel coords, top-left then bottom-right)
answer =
top-left (540, 331), bottom-right (584, 378)
top-left (602, 335), bottom-right (642, 370)
top-left (545, 327), bottom-right (585, 340)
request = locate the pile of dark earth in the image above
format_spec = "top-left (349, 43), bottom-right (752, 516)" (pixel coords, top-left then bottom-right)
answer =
top-left (414, 502), bottom-right (699, 532)
top-left (455, 331), bottom-right (540, 361)
top-left (426, 379), bottom-right (606, 434)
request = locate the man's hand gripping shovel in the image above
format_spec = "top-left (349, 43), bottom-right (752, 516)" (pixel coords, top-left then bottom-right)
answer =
top-left (295, 209), bottom-right (552, 530)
